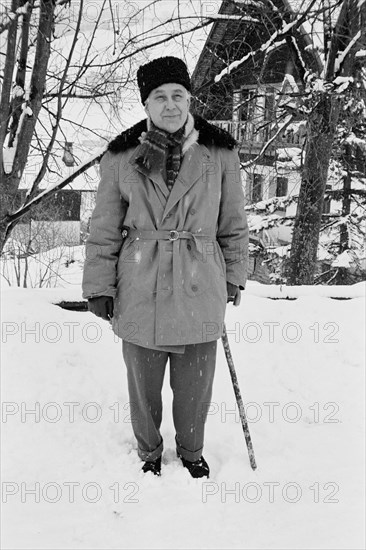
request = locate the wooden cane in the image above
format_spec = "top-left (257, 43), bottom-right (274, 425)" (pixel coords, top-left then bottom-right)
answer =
top-left (221, 323), bottom-right (257, 470)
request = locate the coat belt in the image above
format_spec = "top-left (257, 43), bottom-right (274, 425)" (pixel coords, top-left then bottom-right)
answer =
top-left (122, 228), bottom-right (217, 296)
top-left (123, 228), bottom-right (215, 242)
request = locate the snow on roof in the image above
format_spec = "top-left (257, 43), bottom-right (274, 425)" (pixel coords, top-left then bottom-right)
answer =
top-left (276, 147), bottom-right (302, 168)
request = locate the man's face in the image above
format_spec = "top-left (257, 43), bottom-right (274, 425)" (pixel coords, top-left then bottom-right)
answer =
top-left (144, 83), bottom-right (190, 133)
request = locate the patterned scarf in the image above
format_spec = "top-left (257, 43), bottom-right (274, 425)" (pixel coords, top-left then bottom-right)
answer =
top-left (135, 120), bottom-right (186, 192)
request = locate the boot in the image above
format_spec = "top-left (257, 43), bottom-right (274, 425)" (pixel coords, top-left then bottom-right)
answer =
top-left (142, 456), bottom-right (161, 476)
top-left (178, 453), bottom-right (209, 478)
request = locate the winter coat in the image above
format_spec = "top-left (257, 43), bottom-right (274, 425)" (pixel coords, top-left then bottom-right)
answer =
top-left (82, 114), bottom-right (249, 353)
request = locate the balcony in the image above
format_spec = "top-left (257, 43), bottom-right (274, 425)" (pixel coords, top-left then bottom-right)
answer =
top-left (212, 120), bottom-right (306, 148)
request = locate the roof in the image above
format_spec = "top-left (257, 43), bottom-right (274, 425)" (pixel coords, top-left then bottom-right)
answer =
top-left (191, 0), bottom-right (323, 95)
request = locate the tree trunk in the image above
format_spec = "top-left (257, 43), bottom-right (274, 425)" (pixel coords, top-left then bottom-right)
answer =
top-left (0, 0), bottom-right (55, 255)
top-left (336, 141), bottom-right (353, 284)
top-left (286, 94), bottom-right (340, 284)
top-left (340, 141), bottom-right (352, 252)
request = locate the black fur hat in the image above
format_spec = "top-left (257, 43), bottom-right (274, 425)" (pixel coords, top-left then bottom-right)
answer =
top-left (137, 57), bottom-right (191, 104)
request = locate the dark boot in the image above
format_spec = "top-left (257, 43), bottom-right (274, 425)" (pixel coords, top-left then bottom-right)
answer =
top-left (142, 456), bottom-right (161, 476)
top-left (178, 454), bottom-right (209, 478)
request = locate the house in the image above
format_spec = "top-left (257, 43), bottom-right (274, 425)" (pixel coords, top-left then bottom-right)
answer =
top-left (12, 188), bottom-right (83, 250)
top-left (190, 0), bottom-right (324, 260)
top-left (13, 141), bottom-right (100, 250)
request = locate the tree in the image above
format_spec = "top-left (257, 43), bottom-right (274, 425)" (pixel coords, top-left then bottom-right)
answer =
top-left (286, 0), bottom-right (366, 284)
top-left (0, 0), bottom-right (222, 254)
top-left (2, 0), bottom-right (365, 287)
top-left (191, 0), bottom-right (366, 285)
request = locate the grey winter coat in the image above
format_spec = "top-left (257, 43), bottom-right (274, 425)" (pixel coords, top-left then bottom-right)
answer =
top-left (82, 115), bottom-right (249, 352)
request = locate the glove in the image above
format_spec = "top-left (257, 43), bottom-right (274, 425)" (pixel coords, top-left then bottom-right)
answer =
top-left (88, 296), bottom-right (114, 320)
top-left (227, 282), bottom-right (241, 306)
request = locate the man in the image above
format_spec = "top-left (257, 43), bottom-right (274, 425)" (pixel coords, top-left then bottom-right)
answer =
top-left (82, 57), bottom-right (249, 478)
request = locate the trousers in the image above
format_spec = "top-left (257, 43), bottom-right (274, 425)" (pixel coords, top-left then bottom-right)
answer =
top-left (122, 340), bottom-right (217, 462)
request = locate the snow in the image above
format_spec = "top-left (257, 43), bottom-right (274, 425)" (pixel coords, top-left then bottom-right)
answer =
top-left (345, 132), bottom-right (366, 153)
top-left (17, 1), bottom-right (29, 15)
top-left (334, 30), bottom-right (361, 75)
top-left (1, 244), bottom-right (86, 289)
top-left (331, 250), bottom-right (352, 269)
top-left (2, 101), bottom-right (32, 173)
top-left (282, 73), bottom-right (298, 93)
top-left (1, 270), bottom-right (365, 548)
top-left (271, 244), bottom-right (290, 257)
top-left (311, 77), bottom-right (327, 92)
top-left (12, 85), bottom-right (24, 98)
top-left (11, 149), bottom-right (105, 218)
top-left (248, 213), bottom-right (283, 232)
top-left (2, 146), bottom-right (16, 174)
top-left (0, 1), bottom-right (29, 23)
top-left (214, 36), bottom-right (286, 83)
top-left (333, 76), bottom-right (353, 94)
top-left (1, 3), bottom-right (365, 545)
top-left (276, 147), bottom-right (302, 169)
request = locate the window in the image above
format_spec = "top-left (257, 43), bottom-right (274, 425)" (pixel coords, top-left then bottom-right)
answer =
top-left (264, 89), bottom-right (275, 121)
top-left (251, 173), bottom-right (263, 202)
top-left (323, 185), bottom-right (331, 214)
top-left (354, 147), bottom-right (366, 173)
top-left (239, 88), bottom-right (256, 122)
top-left (276, 177), bottom-right (288, 197)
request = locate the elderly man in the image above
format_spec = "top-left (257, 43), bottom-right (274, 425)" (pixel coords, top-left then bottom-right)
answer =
top-left (82, 57), bottom-right (249, 478)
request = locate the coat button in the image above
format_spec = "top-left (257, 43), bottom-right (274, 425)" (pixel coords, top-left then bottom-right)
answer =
top-left (190, 208), bottom-right (196, 215)
top-left (191, 284), bottom-right (198, 292)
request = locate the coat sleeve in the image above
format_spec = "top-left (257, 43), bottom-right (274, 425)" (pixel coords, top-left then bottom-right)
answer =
top-left (216, 148), bottom-right (249, 290)
top-left (82, 151), bottom-right (128, 299)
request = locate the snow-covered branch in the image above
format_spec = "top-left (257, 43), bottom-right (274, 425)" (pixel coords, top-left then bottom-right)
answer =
top-left (0, 1), bottom-right (30, 34)
top-left (6, 150), bottom-right (105, 225)
top-left (240, 114), bottom-right (294, 168)
top-left (334, 30), bottom-right (361, 75)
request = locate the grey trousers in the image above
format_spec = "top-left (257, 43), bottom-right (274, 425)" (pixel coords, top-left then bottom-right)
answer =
top-left (122, 340), bottom-right (217, 462)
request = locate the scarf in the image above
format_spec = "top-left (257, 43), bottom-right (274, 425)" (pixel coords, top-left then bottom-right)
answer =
top-left (135, 119), bottom-right (187, 192)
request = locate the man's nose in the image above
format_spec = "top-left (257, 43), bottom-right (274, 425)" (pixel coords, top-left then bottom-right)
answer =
top-left (166, 97), bottom-right (176, 110)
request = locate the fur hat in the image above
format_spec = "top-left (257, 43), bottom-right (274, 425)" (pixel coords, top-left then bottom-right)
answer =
top-left (137, 56), bottom-right (191, 104)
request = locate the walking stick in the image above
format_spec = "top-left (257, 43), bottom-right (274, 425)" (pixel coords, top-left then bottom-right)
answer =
top-left (221, 323), bottom-right (257, 470)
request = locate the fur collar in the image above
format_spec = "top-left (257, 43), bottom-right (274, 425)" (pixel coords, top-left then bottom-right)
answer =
top-left (107, 113), bottom-right (237, 154)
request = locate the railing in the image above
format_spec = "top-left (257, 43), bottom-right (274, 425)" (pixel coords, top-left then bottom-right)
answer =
top-left (212, 120), bottom-right (306, 147)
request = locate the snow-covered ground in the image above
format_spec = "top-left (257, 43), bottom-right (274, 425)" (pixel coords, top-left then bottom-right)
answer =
top-left (1, 278), bottom-right (365, 549)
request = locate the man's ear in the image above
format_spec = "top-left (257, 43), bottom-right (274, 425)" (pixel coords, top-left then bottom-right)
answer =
top-left (144, 100), bottom-right (149, 117)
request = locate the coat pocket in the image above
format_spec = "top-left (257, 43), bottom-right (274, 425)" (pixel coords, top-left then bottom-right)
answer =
top-left (182, 241), bottom-right (224, 297)
top-left (215, 242), bottom-right (227, 278)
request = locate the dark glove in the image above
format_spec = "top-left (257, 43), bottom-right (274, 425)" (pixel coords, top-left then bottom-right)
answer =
top-left (227, 282), bottom-right (241, 306)
top-left (88, 296), bottom-right (114, 320)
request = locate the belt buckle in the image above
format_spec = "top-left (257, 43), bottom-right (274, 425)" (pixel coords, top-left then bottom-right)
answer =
top-left (169, 230), bottom-right (179, 241)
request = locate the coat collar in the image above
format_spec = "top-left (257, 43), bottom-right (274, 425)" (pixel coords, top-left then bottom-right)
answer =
top-left (108, 113), bottom-right (236, 223)
top-left (127, 138), bottom-right (212, 220)
top-left (107, 113), bottom-right (237, 154)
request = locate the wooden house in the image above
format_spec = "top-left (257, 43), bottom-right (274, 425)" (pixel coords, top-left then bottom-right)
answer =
top-left (191, 0), bottom-right (322, 247)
